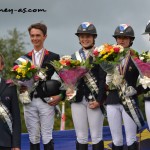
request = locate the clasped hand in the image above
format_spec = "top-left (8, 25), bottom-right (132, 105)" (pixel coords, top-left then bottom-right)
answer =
top-left (88, 100), bottom-right (100, 109)
top-left (66, 88), bottom-right (76, 100)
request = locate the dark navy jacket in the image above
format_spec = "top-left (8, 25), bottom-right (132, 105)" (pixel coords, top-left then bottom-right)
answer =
top-left (0, 78), bottom-right (21, 148)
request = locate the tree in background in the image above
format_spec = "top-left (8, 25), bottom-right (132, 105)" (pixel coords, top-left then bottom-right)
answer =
top-left (0, 28), bottom-right (27, 78)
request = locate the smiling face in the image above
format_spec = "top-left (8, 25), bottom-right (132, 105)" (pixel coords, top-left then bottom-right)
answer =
top-left (78, 33), bottom-right (95, 49)
top-left (29, 28), bottom-right (47, 51)
top-left (116, 36), bottom-right (131, 48)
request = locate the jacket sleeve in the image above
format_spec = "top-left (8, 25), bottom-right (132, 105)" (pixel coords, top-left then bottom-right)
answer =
top-left (136, 85), bottom-right (150, 95)
top-left (11, 85), bottom-right (21, 148)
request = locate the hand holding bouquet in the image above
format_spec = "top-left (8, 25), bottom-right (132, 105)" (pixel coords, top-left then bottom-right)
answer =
top-left (51, 55), bottom-right (92, 101)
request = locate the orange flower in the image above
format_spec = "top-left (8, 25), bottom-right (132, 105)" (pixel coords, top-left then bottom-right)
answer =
top-left (105, 45), bottom-right (113, 53)
top-left (60, 60), bottom-right (67, 66)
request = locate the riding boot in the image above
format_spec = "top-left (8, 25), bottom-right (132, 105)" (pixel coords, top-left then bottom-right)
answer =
top-left (127, 142), bottom-right (138, 150)
top-left (30, 142), bottom-right (40, 150)
top-left (92, 140), bottom-right (104, 150)
top-left (44, 139), bottom-right (54, 150)
top-left (76, 141), bottom-right (88, 150)
top-left (112, 143), bottom-right (123, 150)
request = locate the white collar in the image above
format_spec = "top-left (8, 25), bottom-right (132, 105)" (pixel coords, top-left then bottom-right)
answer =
top-left (34, 48), bottom-right (44, 54)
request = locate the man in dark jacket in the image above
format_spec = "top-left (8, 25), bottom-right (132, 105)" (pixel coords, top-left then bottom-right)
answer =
top-left (18, 23), bottom-right (64, 150)
top-left (0, 53), bottom-right (21, 150)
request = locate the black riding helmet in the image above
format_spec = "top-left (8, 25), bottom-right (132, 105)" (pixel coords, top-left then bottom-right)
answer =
top-left (142, 20), bottom-right (150, 35)
top-left (113, 24), bottom-right (135, 47)
top-left (36, 80), bottom-right (61, 98)
top-left (113, 24), bottom-right (135, 40)
top-left (75, 22), bottom-right (97, 38)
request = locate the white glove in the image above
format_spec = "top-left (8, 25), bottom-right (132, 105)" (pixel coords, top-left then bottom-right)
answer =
top-left (106, 73), bottom-right (113, 85)
top-left (125, 86), bottom-right (137, 97)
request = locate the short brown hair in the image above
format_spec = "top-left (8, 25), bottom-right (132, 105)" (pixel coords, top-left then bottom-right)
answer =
top-left (0, 53), bottom-right (4, 65)
top-left (28, 23), bottom-right (47, 36)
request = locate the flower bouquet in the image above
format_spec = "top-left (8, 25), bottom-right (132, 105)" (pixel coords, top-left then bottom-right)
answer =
top-left (93, 43), bottom-right (126, 70)
top-left (11, 56), bottom-right (47, 104)
top-left (92, 43), bottom-right (126, 89)
top-left (134, 51), bottom-right (150, 97)
top-left (51, 55), bottom-right (92, 101)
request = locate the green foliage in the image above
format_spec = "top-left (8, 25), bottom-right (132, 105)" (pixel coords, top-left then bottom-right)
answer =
top-left (0, 28), bottom-right (28, 79)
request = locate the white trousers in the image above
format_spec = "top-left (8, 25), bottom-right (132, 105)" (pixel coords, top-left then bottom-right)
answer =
top-left (107, 104), bottom-right (137, 146)
top-left (145, 101), bottom-right (150, 129)
top-left (71, 98), bottom-right (104, 144)
top-left (23, 97), bottom-right (55, 144)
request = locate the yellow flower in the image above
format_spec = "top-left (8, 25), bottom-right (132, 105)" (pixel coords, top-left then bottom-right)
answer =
top-left (100, 50), bottom-right (106, 55)
top-left (22, 75), bottom-right (26, 78)
top-left (16, 68), bottom-right (22, 73)
top-left (103, 54), bottom-right (109, 59)
top-left (22, 70), bottom-right (27, 77)
top-left (110, 48), bottom-right (114, 53)
top-left (16, 75), bottom-right (21, 79)
top-left (22, 61), bottom-right (28, 66)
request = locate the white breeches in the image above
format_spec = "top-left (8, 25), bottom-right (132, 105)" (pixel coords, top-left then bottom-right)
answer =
top-left (23, 97), bottom-right (55, 144)
top-left (107, 104), bottom-right (137, 146)
top-left (145, 101), bottom-right (150, 129)
top-left (71, 97), bottom-right (104, 144)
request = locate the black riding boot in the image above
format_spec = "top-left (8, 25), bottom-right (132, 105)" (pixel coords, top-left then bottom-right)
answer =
top-left (128, 142), bottom-right (138, 150)
top-left (92, 140), bottom-right (104, 150)
top-left (44, 139), bottom-right (54, 150)
top-left (30, 142), bottom-right (40, 150)
top-left (112, 143), bottom-right (123, 150)
top-left (76, 141), bottom-right (88, 150)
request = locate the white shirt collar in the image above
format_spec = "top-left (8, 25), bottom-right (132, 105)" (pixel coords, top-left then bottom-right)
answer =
top-left (34, 48), bottom-right (44, 54)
